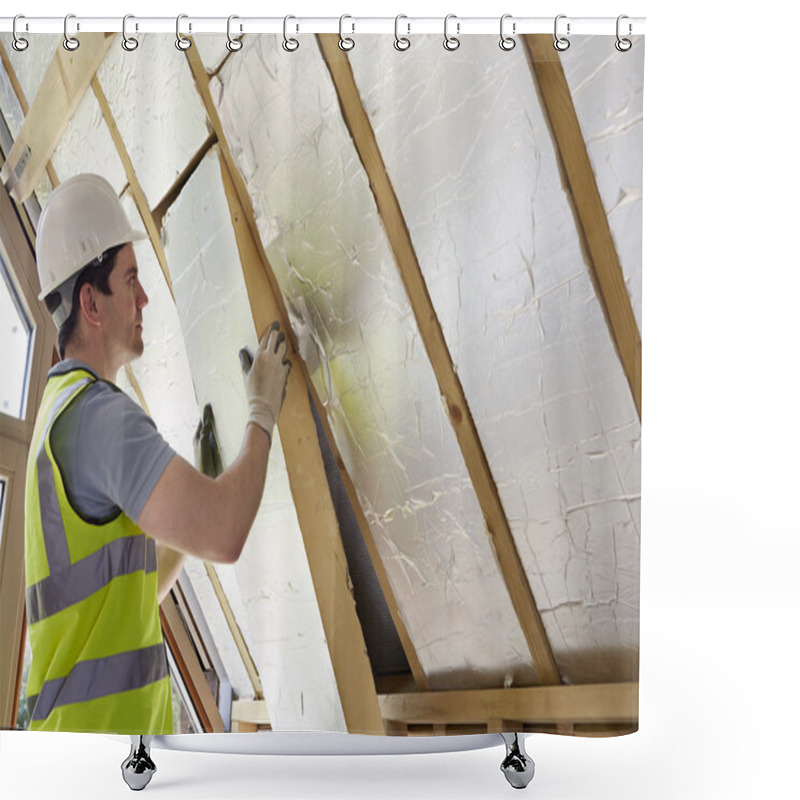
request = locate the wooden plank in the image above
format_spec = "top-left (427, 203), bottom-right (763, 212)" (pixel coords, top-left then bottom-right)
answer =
top-left (183, 40), bottom-right (427, 717)
top-left (232, 698), bottom-right (271, 727)
top-left (523, 34), bottom-right (642, 419)
top-left (203, 563), bottom-right (265, 701)
top-left (0, 38), bottom-right (60, 190)
top-left (1, 34), bottom-right (114, 202)
top-left (316, 34), bottom-right (561, 687)
top-left (90, 76), bottom-right (174, 300)
top-left (380, 682), bottom-right (638, 727)
top-left (160, 593), bottom-right (226, 733)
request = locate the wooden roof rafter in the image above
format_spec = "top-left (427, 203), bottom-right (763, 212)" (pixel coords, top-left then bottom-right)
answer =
top-left (523, 34), bottom-right (642, 419)
top-left (316, 34), bottom-right (562, 687)
top-left (0, 33), bottom-right (114, 203)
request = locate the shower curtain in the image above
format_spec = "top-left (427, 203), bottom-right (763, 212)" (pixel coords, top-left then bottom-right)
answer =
top-left (0, 24), bottom-right (643, 740)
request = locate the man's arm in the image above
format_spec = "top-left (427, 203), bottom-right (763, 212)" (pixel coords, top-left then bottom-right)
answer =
top-left (140, 423), bottom-right (270, 564)
top-left (156, 544), bottom-right (187, 604)
top-left (139, 325), bottom-right (290, 565)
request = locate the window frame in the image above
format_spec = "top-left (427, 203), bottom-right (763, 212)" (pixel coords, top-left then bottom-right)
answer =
top-left (0, 179), bottom-right (57, 728)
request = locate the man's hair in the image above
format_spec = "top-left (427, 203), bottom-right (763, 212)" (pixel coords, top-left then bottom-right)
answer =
top-left (46, 244), bottom-right (125, 359)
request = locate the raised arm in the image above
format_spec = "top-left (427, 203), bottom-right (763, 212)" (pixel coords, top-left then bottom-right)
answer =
top-left (139, 324), bottom-right (291, 565)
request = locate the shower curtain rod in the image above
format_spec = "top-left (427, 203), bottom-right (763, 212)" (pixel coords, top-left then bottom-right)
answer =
top-left (0, 16), bottom-right (646, 37)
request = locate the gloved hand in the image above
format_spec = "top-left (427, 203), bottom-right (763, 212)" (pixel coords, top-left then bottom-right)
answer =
top-left (241, 322), bottom-right (291, 444)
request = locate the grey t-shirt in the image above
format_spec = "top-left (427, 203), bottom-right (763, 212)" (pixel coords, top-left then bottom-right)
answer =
top-left (48, 360), bottom-right (175, 524)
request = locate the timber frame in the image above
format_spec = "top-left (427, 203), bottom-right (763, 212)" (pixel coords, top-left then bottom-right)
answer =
top-left (0, 31), bottom-right (641, 735)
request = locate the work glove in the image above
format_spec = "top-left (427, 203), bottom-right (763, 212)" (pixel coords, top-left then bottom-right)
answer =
top-left (240, 322), bottom-right (292, 444)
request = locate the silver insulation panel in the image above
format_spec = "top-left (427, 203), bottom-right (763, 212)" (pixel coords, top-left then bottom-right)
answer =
top-left (162, 148), bottom-right (346, 731)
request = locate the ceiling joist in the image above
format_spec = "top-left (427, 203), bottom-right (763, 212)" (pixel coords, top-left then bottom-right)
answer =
top-left (380, 681), bottom-right (638, 728)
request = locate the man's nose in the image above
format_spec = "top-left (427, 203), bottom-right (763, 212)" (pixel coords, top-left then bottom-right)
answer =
top-left (137, 282), bottom-right (149, 309)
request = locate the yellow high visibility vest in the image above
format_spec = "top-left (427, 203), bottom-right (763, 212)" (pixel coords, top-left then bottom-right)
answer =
top-left (24, 367), bottom-right (172, 734)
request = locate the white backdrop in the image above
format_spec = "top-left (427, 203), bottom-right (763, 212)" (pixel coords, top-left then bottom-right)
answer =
top-left (2, 1), bottom-right (798, 798)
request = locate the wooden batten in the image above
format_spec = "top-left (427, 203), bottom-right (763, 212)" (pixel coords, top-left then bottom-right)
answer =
top-left (203, 563), bottom-right (265, 701)
top-left (523, 35), bottom-right (642, 419)
top-left (316, 34), bottom-right (561, 687)
top-left (160, 594), bottom-right (226, 733)
top-left (90, 76), bottom-right (175, 300)
top-left (0, 39), bottom-right (60, 190)
top-left (232, 698), bottom-right (271, 732)
top-left (1, 34), bottom-right (114, 202)
top-left (380, 682), bottom-right (639, 729)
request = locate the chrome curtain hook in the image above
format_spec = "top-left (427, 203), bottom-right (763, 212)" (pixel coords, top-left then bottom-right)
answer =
top-left (121, 14), bottom-right (139, 51)
top-left (227, 15), bottom-right (243, 52)
top-left (282, 15), bottom-right (299, 51)
top-left (175, 14), bottom-right (192, 51)
top-left (12, 15), bottom-right (29, 51)
top-left (499, 14), bottom-right (516, 51)
top-left (553, 14), bottom-right (570, 51)
top-left (443, 14), bottom-right (460, 51)
top-left (63, 13), bottom-right (80, 51)
top-left (339, 14), bottom-right (355, 51)
top-left (616, 14), bottom-right (633, 52)
top-left (394, 14), bottom-right (410, 51)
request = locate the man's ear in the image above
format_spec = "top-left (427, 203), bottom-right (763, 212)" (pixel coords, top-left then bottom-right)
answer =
top-left (78, 283), bottom-right (102, 329)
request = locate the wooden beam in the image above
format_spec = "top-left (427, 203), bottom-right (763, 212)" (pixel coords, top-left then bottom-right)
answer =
top-left (90, 76), bottom-right (175, 300)
top-left (232, 698), bottom-right (271, 729)
top-left (1, 34), bottom-right (114, 202)
top-left (183, 40), bottom-right (428, 708)
top-left (316, 34), bottom-right (561, 687)
top-left (0, 39), bottom-right (60, 190)
top-left (216, 147), bottom-right (384, 735)
top-left (380, 682), bottom-right (638, 728)
top-left (523, 35), bottom-right (642, 419)
top-left (203, 563), bottom-right (265, 701)
top-left (160, 593), bottom-right (226, 733)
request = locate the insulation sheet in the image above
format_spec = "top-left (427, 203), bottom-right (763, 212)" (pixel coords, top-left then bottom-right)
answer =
top-left (162, 147), bottom-right (346, 731)
top-left (564, 36), bottom-right (644, 332)
top-left (348, 36), bottom-right (640, 683)
top-left (212, 36), bottom-right (539, 690)
top-left (97, 34), bottom-right (208, 209)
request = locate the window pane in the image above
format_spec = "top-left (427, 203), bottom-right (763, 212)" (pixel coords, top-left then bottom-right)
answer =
top-left (0, 250), bottom-right (33, 419)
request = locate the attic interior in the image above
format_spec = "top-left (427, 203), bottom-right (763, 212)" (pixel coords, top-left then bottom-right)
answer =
top-left (0, 30), bottom-right (642, 738)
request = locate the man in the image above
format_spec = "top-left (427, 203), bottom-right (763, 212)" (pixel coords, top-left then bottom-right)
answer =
top-left (24, 173), bottom-right (290, 734)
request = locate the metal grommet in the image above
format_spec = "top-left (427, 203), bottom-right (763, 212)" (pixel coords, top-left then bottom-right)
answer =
top-left (282, 15), bottom-right (299, 51)
top-left (615, 15), bottom-right (633, 52)
top-left (175, 14), bottom-right (192, 51)
top-left (121, 14), bottom-right (139, 51)
top-left (394, 14), bottom-right (410, 51)
top-left (499, 14), bottom-right (516, 51)
top-left (63, 14), bottom-right (80, 51)
top-left (553, 14), bottom-right (570, 51)
top-left (227, 15), bottom-right (243, 52)
top-left (12, 15), bottom-right (29, 51)
top-left (338, 14), bottom-right (355, 51)
top-left (443, 14), bottom-right (460, 51)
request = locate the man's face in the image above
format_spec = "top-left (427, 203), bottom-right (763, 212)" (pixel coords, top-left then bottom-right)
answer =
top-left (101, 243), bottom-right (149, 364)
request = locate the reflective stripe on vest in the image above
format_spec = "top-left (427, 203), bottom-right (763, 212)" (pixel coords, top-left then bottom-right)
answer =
top-left (24, 368), bottom-right (171, 733)
top-left (26, 536), bottom-right (158, 624)
top-left (26, 643), bottom-right (168, 722)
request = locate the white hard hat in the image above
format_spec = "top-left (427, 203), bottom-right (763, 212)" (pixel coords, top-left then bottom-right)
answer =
top-left (36, 174), bottom-right (147, 304)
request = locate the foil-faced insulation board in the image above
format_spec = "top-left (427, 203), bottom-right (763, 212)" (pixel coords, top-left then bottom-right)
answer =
top-left (0, 49), bottom-right (26, 140)
top-left (212, 36), bottom-right (539, 690)
top-left (563, 36), bottom-right (644, 332)
top-left (162, 146), bottom-right (346, 731)
top-left (347, 35), bottom-right (640, 683)
top-left (97, 34), bottom-right (209, 209)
